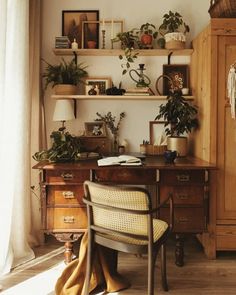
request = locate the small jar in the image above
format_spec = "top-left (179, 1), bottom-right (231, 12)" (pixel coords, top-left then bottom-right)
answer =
top-left (71, 38), bottom-right (78, 50)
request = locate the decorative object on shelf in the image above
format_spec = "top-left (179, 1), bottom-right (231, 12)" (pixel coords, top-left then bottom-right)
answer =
top-left (53, 99), bottom-right (75, 131)
top-left (139, 22), bottom-right (158, 49)
top-left (32, 130), bottom-right (83, 163)
top-left (208, 0), bottom-right (236, 18)
top-left (155, 74), bottom-right (174, 95)
top-left (181, 87), bottom-right (189, 95)
top-left (84, 77), bottom-right (111, 95)
top-left (158, 11), bottom-right (190, 49)
top-left (163, 150), bottom-right (177, 163)
top-left (62, 10), bottom-right (99, 48)
top-left (162, 64), bottom-right (189, 95)
top-left (112, 30), bottom-right (141, 75)
top-left (87, 40), bottom-right (97, 49)
top-left (87, 85), bottom-right (97, 95)
top-left (42, 57), bottom-right (88, 94)
top-left (55, 36), bottom-right (70, 49)
top-left (95, 111), bottom-right (125, 153)
top-left (71, 38), bottom-right (78, 50)
top-left (84, 122), bottom-right (107, 137)
top-left (124, 86), bottom-right (153, 96)
top-left (155, 90), bottom-right (198, 156)
top-left (129, 63), bottom-right (151, 88)
top-left (227, 62), bottom-right (236, 119)
top-left (105, 82), bottom-right (126, 95)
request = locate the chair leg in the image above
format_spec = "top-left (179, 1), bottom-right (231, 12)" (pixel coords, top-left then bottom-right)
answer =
top-left (161, 243), bottom-right (169, 291)
top-left (84, 230), bottom-right (94, 295)
top-left (148, 250), bottom-right (154, 295)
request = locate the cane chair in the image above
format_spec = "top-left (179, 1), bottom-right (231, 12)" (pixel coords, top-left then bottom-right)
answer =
top-left (83, 181), bottom-right (173, 295)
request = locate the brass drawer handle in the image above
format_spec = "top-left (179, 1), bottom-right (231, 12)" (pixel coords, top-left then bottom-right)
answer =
top-left (61, 172), bottom-right (74, 180)
top-left (176, 194), bottom-right (190, 200)
top-left (62, 191), bottom-right (75, 199)
top-left (176, 174), bottom-right (190, 182)
top-left (176, 217), bottom-right (189, 223)
top-left (63, 216), bottom-right (75, 223)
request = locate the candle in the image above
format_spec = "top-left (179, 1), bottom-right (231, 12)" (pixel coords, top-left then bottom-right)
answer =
top-left (111, 19), bottom-right (114, 39)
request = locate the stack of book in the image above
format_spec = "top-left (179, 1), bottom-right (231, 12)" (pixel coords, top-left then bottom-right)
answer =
top-left (124, 87), bottom-right (154, 96)
top-left (55, 36), bottom-right (70, 49)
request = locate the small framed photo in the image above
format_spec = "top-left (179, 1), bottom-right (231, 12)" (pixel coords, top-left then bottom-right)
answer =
top-left (85, 77), bottom-right (111, 95)
top-left (149, 121), bottom-right (168, 146)
top-left (84, 122), bottom-right (107, 137)
top-left (163, 64), bottom-right (189, 95)
top-left (62, 10), bottom-right (99, 48)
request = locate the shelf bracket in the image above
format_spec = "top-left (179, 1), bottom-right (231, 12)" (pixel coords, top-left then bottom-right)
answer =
top-left (168, 52), bottom-right (173, 65)
top-left (73, 51), bottom-right (77, 65)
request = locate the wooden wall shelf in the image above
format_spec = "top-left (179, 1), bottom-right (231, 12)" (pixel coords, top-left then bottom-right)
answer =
top-left (53, 48), bottom-right (193, 57)
top-left (51, 94), bottom-right (194, 101)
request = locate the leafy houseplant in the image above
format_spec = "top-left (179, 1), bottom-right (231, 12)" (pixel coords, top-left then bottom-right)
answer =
top-left (33, 130), bottom-right (84, 162)
top-left (112, 30), bottom-right (141, 75)
top-left (42, 57), bottom-right (88, 94)
top-left (155, 90), bottom-right (198, 156)
top-left (158, 11), bottom-right (190, 49)
top-left (95, 111), bottom-right (126, 152)
top-left (139, 22), bottom-right (158, 48)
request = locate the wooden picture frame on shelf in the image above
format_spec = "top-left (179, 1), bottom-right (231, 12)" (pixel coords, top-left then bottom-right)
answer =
top-left (85, 77), bottom-right (111, 95)
top-left (149, 121), bottom-right (166, 145)
top-left (84, 122), bottom-right (107, 137)
top-left (163, 64), bottom-right (189, 95)
top-left (62, 10), bottom-right (99, 48)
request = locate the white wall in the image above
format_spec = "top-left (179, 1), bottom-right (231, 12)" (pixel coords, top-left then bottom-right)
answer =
top-left (41, 0), bottom-right (210, 152)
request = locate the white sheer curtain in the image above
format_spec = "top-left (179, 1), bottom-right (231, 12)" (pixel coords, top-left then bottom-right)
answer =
top-left (0, 0), bottom-right (43, 275)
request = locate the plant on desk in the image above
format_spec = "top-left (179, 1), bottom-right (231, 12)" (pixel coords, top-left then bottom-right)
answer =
top-left (95, 111), bottom-right (126, 153)
top-left (33, 130), bottom-right (84, 162)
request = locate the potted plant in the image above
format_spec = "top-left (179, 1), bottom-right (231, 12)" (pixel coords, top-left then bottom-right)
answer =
top-left (158, 11), bottom-right (190, 49)
top-left (42, 57), bottom-right (88, 94)
top-left (112, 30), bottom-right (141, 75)
top-left (155, 90), bottom-right (198, 156)
top-left (139, 22), bottom-right (158, 48)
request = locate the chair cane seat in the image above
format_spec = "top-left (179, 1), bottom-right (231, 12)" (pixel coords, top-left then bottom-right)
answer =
top-left (97, 219), bottom-right (168, 245)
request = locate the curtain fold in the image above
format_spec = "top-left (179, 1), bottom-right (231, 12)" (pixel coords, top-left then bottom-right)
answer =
top-left (0, 0), bottom-right (44, 276)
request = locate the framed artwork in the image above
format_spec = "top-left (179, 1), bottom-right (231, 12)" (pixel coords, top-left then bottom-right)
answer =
top-left (85, 77), bottom-right (111, 95)
top-left (162, 64), bottom-right (189, 95)
top-left (149, 121), bottom-right (168, 146)
top-left (84, 122), bottom-right (107, 137)
top-left (62, 10), bottom-right (99, 48)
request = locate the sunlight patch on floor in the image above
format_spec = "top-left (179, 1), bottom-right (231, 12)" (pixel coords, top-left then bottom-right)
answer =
top-left (1, 262), bottom-right (65, 295)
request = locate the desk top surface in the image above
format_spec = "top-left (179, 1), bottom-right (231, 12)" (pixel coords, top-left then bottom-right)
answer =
top-left (33, 155), bottom-right (216, 170)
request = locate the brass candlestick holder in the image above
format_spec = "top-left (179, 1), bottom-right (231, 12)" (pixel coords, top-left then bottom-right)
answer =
top-left (102, 30), bottom-right (106, 49)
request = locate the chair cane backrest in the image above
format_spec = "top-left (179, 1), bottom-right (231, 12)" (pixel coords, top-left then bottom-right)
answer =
top-left (83, 181), bottom-right (153, 238)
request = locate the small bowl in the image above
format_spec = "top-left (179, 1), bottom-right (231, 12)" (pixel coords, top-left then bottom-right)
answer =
top-left (164, 150), bottom-right (177, 163)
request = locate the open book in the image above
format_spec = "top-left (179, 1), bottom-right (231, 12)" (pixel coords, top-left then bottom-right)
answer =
top-left (97, 155), bottom-right (142, 167)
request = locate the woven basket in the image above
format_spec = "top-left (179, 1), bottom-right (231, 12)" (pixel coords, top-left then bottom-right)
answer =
top-left (208, 0), bottom-right (236, 17)
top-left (140, 144), bottom-right (167, 155)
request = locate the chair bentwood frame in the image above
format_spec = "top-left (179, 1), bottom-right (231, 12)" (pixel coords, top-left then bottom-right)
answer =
top-left (83, 181), bottom-right (173, 295)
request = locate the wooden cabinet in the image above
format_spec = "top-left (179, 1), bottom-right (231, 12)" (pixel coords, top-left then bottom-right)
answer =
top-left (191, 18), bottom-right (236, 256)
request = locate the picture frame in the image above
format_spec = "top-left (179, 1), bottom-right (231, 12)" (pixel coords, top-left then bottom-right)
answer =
top-left (84, 122), bottom-right (107, 137)
top-left (62, 10), bottom-right (99, 48)
top-left (85, 77), bottom-right (112, 95)
top-left (149, 121), bottom-right (168, 146)
top-left (162, 64), bottom-right (189, 95)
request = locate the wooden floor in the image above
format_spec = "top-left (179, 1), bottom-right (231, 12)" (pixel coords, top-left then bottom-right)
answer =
top-left (1, 235), bottom-right (236, 294)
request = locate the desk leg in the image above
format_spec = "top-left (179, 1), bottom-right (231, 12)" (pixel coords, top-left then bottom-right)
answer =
top-left (175, 234), bottom-right (184, 267)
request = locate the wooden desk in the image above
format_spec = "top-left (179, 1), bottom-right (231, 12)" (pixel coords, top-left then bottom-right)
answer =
top-left (33, 156), bottom-right (216, 266)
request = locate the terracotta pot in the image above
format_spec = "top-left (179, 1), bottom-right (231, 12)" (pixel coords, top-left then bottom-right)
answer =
top-left (54, 84), bottom-right (77, 95)
top-left (87, 40), bottom-right (97, 49)
top-left (141, 34), bottom-right (153, 45)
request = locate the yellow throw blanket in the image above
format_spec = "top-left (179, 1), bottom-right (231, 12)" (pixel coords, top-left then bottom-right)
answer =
top-left (55, 231), bottom-right (130, 294)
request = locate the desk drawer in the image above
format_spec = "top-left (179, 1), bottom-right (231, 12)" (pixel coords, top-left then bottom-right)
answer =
top-left (47, 208), bottom-right (87, 230)
top-left (95, 168), bottom-right (156, 184)
top-left (46, 170), bottom-right (90, 184)
top-left (160, 186), bottom-right (204, 205)
top-left (160, 207), bottom-right (205, 233)
top-left (160, 170), bottom-right (205, 185)
top-left (47, 185), bottom-right (84, 205)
